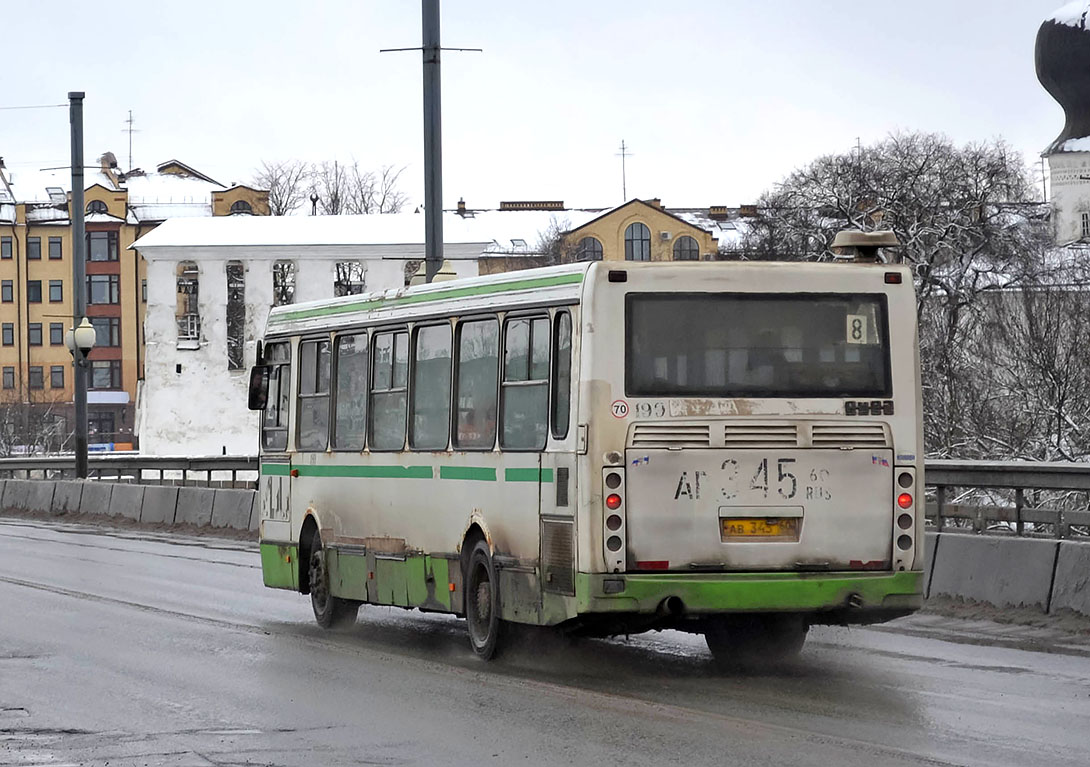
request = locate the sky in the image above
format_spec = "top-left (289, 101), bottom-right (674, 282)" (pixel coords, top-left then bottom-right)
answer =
top-left (0, 0), bottom-right (1074, 210)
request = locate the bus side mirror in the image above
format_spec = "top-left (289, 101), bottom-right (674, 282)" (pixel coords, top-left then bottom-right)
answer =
top-left (248, 365), bottom-right (270, 410)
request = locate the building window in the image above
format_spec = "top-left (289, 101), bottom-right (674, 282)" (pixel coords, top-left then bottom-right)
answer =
top-left (50, 322), bottom-right (64, 346)
top-left (673, 235), bottom-right (699, 261)
top-left (577, 237), bottom-right (603, 261)
top-left (1, 367), bottom-right (13, 389)
top-left (0, 281), bottom-right (11, 303)
top-left (176, 261), bottom-right (200, 342)
top-left (49, 280), bottom-right (63, 302)
top-left (272, 261), bottom-right (295, 306)
top-left (48, 237), bottom-right (62, 260)
top-left (334, 261), bottom-right (365, 296)
top-left (27, 237), bottom-right (41, 260)
top-left (226, 261), bottom-right (245, 370)
top-left (1082, 212), bottom-right (1090, 239)
top-left (27, 280), bottom-right (42, 303)
top-left (90, 360), bottom-right (121, 389)
top-left (1, 324), bottom-right (12, 346)
top-left (141, 278), bottom-right (147, 302)
top-left (28, 366), bottom-right (43, 390)
top-left (87, 231), bottom-right (119, 261)
top-left (91, 317), bottom-right (120, 347)
top-left (88, 410), bottom-right (115, 440)
top-left (0, 237), bottom-right (11, 259)
top-left (86, 200), bottom-right (108, 215)
top-left (28, 323), bottom-right (42, 346)
top-left (624, 222), bottom-right (651, 261)
top-left (50, 365), bottom-right (64, 389)
top-left (230, 199), bottom-right (253, 215)
top-left (87, 274), bottom-right (120, 304)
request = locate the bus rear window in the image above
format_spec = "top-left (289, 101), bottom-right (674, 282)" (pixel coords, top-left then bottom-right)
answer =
top-left (626, 293), bottom-right (891, 398)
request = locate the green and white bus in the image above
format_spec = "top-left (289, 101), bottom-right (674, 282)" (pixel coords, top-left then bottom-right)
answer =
top-left (250, 258), bottom-right (924, 662)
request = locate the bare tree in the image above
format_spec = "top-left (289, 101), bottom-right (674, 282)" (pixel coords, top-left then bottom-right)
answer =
top-left (252, 160), bottom-right (310, 216)
top-left (0, 385), bottom-right (70, 456)
top-left (311, 161), bottom-right (351, 215)
top-left (534, 216), bottom-right (580, 265)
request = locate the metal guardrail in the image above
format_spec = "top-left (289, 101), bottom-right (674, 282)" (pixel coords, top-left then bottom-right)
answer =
top-left (0, 455), bottom-right (257, 489)
top-left (926, 459), bottom-right (1090, 538)
top-left (0, 455), bottom-right (1087, 536)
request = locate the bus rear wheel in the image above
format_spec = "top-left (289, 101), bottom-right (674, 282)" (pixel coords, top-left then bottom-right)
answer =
top-left (308, 530), bottom-right (359, 630)
top-left (465, 539), bottom-right (504, 660)
top-left (704, 614), bottom-right (808, 668)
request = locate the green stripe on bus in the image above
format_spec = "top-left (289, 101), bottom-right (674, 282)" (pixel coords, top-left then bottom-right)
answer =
top-left (505, 468), bottom-right (554, 483)
top-left (293, 464), bottom-right (434, 479)
top-left (269, 272), bottom-right (584, 325)
top-left (262, 463), bottom-right (290, 476)
top-left (439, 465), bottom-right (497, 481)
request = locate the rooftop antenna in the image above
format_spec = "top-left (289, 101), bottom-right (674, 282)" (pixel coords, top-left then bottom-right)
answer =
top-left (616, 140), bottom-right (633, 201)
top-left (122, 110), bottom-right (140, 171)
top-left (381, 1), bottom-right (480, 283)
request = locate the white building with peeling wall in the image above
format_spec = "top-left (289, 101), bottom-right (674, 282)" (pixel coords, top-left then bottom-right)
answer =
top-left (132, 210), bottom-right (592, 456)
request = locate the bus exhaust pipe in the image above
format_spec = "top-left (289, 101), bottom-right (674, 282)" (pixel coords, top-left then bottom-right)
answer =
top-left (660, 596), bottom-right (685, 616)
top-left (847, 593), bottom-right (864, 609)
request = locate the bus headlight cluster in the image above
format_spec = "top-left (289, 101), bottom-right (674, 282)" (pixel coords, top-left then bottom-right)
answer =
top-left (602, 467), bottom-right (626, 571)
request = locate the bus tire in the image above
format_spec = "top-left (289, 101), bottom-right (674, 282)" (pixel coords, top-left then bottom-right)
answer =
top-left (465, 539), bottom-right (504, 660)
top-left (704, 614), bottom-right (808, 668)
top-left (308, 529), bottom-right (359, 630)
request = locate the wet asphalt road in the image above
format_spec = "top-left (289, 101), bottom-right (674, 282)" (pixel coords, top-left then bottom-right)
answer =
top-left (1, 517), bottom-right (1088, 767)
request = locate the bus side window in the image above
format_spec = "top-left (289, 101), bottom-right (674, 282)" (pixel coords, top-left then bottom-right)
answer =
top-left (501, 316), bottom-right (549, 451)
top-left (261, 342), bottom-right (291, 451)
top-left (551, 311), bottom-right (572, 440)
top-left (410, 324), bottom-right (452, 450)
top-left (370, 330), bottom-right (408, 450)
top-left (454, 318), bottom-right (499, 449)
top-left (297, 339), bottom-right (331, 451)
top-left (333, 332), bottom-right (367, 450)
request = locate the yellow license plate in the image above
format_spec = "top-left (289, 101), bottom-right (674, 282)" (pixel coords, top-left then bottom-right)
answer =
top-left (721, 517), bottom-right (800, 540)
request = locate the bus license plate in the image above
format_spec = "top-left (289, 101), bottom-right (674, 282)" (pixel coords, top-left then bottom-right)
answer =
top-left (721, 518), bottom-right (800, 541)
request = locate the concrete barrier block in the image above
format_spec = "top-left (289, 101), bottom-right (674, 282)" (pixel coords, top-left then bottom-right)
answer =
top-left (924, 531), bottom-right (939, 599)
top-left (51, 481), bottom-right (84, 516)
top-left (175, 487), bottom-right (216, 527)
top-left (108, 483), bottom-right (145, 521)
top-left (78, 481), bottom-right (114, 516)
top-left (1049, 541), bottom-right (1090, 617)
top-left (211, 489), bottom-right (255, 530)
top-left (2, 479), bottom-right (33, 510)
top-left (0, 480), bottom-right (6, 508)
top-left (929, 533), bottom-right (1058, 609)
top-left (249, 492), bottom-right (260, 531)
top-left (25, 481), bottom-right (56, 514)
top-left (140, 485), bottom-right (179, 525)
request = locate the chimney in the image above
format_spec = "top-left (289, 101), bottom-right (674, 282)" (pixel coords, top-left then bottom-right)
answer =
top-left (499, 200), bottom-right (564, 211)
top-left (99, 152), bottom-right (120, 187)
top-left (644, 198), bottom-right (663, 209)
top-left (739, 204), bottom-right (758, 218)
top-left (457, 197), bottom-right (466, 216)
top-left (708, 205), bottom-right (729, 220)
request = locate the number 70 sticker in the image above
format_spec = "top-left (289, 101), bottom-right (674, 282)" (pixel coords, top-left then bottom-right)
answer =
top-left (611, 400), bottom-right (629, 418)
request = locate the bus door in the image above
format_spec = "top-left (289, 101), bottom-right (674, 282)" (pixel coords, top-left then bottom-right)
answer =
top-left (258, 341), bottom-right (293, 531)
top-left (539, 309), bottom-right (576, 596)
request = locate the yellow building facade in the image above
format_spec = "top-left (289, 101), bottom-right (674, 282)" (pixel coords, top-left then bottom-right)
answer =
top-left (0, 156), bottom-right (268, 450)
top-left (564, 199), bottom-right (719, 262)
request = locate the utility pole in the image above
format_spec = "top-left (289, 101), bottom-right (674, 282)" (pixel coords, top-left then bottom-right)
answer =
top-left (617, 140), bottom-right (632, 201)
top-left (69, 92), bottom-right (89, 478)
top-left (123, 110), bottom-right (138, 171)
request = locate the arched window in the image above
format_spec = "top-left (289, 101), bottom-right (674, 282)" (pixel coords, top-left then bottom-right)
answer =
top-left (176, 261), bottom-right (200, 344)
top-left (226, 261), bottom-right (245, 370)
top-left (673, 235), bottom-right (699, 261)
top-left (577, 237), bottom-right (603, 261)
top-left (86, 200), bottom-right (108, 215)
top-left (230, 199), bottom-right (253, 215)
top-left (624, 222), bottom-right (651, 261)
top-left (272, 260), bottom-right (295, 306)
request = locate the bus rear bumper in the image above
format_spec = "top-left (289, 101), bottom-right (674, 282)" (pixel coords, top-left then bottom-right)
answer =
top-left (576, 570), bottom-right (923, 624)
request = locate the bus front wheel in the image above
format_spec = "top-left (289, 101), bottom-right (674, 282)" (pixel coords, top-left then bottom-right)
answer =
top-left (465, 539), bottom-right (504, 660)
top-left (703, 614), bottom-right (808, 668)
top-left (308, 530), bottom-right (359, 630)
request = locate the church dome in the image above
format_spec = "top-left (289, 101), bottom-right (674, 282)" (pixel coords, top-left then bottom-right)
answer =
top-left (1037, 2), bottom-right (1090, 153)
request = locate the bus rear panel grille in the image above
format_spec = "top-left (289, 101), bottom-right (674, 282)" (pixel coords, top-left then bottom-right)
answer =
top-left (724, 423), bottom-right (799, 448)
top-left (811, 423), bottom-right (891, 448)
top-left (541, 519), bottom-right (575, 595)
top-left (631, 423), bottom-right (711, 447)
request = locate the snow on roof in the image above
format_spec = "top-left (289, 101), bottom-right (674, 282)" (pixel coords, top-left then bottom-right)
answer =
top-left (6, 166), bottom-right (118, 203)
top-left (1058, 136), bottom-right (1090, 152)
top-left (133, 208), bottom-right (603, 251)
top-left (1047, 1), bottom-right (1090, 29)
top-left (123, 171), bottom-right (224, 202)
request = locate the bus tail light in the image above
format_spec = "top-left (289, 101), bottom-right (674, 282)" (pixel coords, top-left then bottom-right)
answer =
top-left (893, 467), bottom-right (917, 571)
top-left (602, 467), bottom-right (626, 573)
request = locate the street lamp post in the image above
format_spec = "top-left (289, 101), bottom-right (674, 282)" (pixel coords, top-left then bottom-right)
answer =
top-left (68, 91), bottom-right (91, 478)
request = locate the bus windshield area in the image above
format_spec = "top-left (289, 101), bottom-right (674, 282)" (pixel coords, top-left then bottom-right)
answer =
top-left (626, 293), bottom-right (892, 398)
